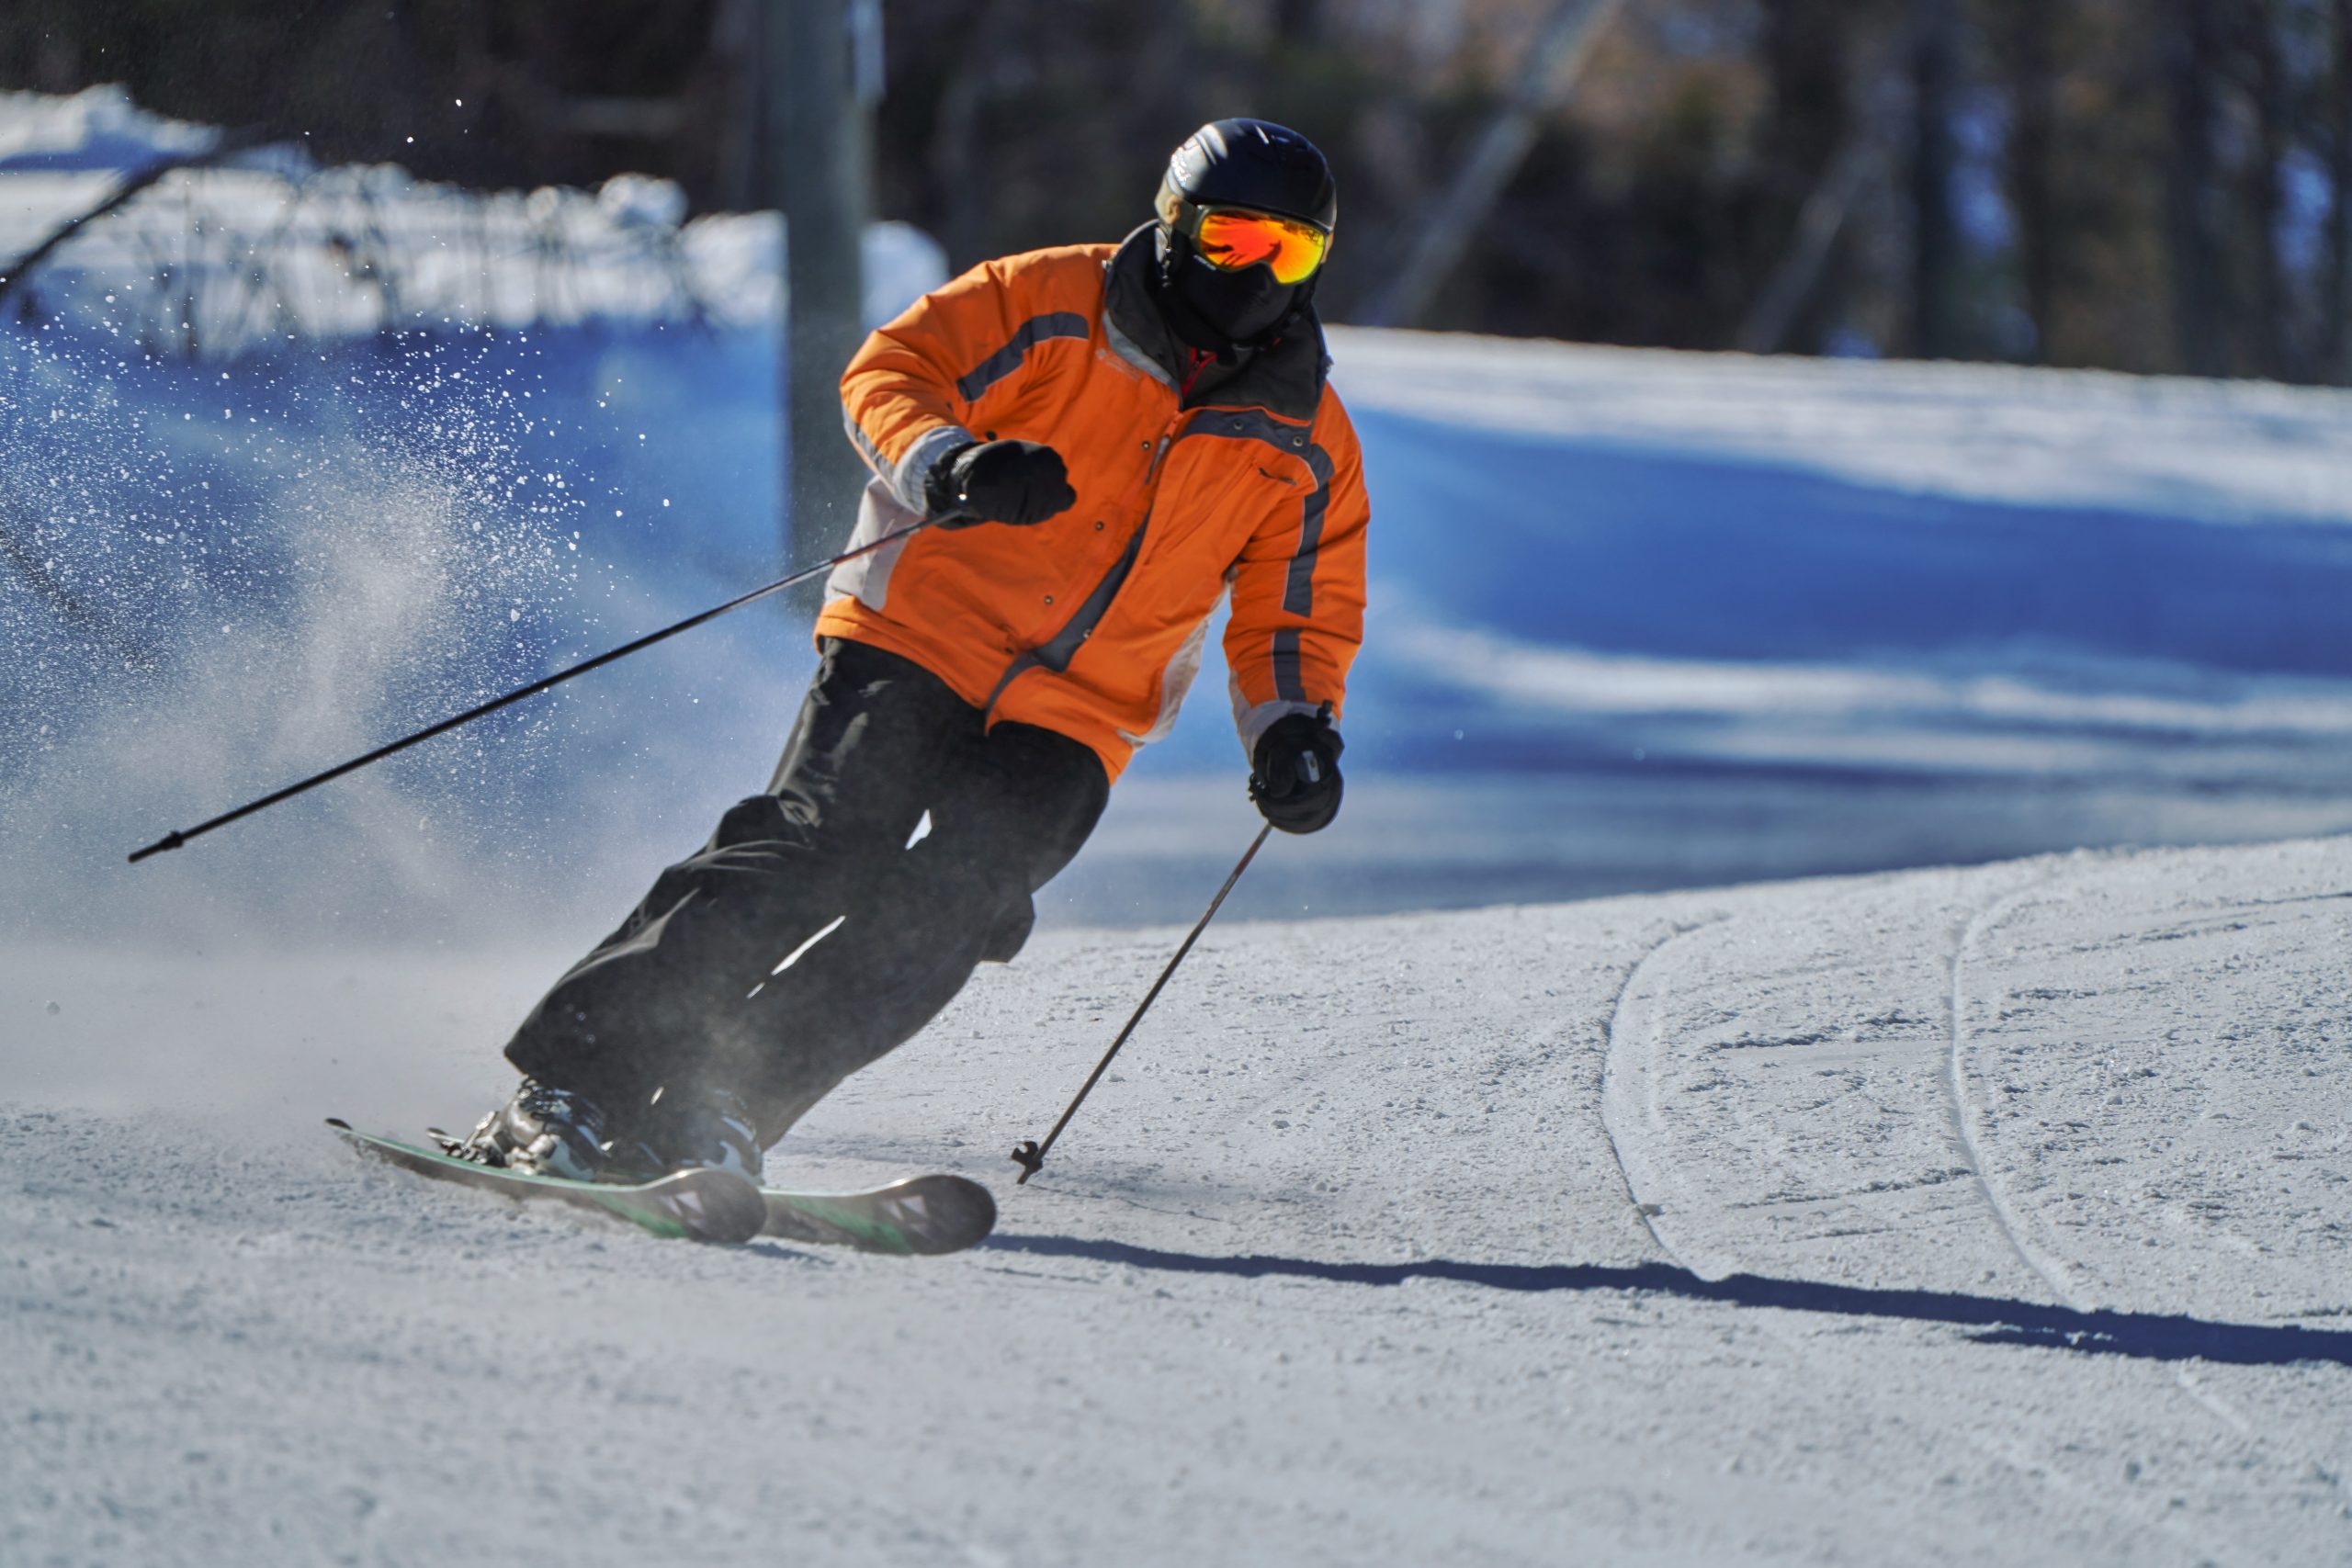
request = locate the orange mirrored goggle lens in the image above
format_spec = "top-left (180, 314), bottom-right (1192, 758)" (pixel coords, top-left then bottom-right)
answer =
top-left (1193, 209), bottom-right (1329, 286)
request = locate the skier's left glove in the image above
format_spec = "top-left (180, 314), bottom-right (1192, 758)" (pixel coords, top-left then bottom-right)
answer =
top-left (1250, 709), bottom-right (1343, 835)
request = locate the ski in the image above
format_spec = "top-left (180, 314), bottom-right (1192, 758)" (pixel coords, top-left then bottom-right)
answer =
top-left (329, 1120), bottom-right (997, 1255)
top-left (328, 1120), bottom-right (767, 1245)
top-left (758, 1173), bottom-right (997, 1256)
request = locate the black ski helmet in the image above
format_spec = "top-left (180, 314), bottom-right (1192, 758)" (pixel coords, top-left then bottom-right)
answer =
top-left (1152, 118), bottom-right (1336, 349)
top-left (1155, 118), bottom-right (1338, 238)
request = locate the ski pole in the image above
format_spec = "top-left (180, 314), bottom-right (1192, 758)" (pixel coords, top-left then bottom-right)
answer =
top-left (127, 518), bottom-right (937, 863)
top-left (1010, 822), bottom-right (1273, 1185)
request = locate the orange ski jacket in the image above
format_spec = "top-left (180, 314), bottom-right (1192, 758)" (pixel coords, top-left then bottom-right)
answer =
top-left (818, 226), bottom-right (1369, 783)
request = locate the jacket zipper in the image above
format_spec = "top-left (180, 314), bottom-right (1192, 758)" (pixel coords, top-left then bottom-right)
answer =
top-left (982, 405), bottom-right (1188, 724)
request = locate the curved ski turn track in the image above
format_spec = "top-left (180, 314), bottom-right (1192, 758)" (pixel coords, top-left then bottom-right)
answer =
top-left (6, 836), bottom-right (2351, 1565)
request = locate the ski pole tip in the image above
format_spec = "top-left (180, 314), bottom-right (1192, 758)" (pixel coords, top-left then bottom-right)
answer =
top-left (1010, 1139), bottom-right (1044, 1185)
top-left (127, 829), bottom-right (187, 864)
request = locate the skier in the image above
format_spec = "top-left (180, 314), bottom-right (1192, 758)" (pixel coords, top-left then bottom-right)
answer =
top-left (458, 118), bottom-right (1370, 1181)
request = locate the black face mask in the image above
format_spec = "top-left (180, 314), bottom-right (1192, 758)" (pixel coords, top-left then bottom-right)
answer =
top-left (1156, 231), bottom-right (1304, 355)
top-left (1175, 254), bottom-right (1296, 345)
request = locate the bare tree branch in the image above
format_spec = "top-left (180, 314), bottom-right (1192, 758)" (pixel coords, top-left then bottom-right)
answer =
top-left (1359, 0), bottom-right (1628, 330)
top-left (0, 501), bottom-right (158, 671)
top-left (0, 128), bottom-right (270, 313)
top-left (1737, 131), bottom-right (1876, 355)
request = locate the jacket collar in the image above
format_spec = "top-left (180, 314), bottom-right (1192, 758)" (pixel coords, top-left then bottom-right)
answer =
top-left (1102, 223), bottom-right (1328, 421)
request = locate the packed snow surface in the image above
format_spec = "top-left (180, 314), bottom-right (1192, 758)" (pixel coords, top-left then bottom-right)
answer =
top-left (6, 833), bottom-right (2349, 1564)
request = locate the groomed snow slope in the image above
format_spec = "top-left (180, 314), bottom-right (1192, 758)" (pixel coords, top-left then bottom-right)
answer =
top-left (7, 832), bottom-right (2348, 1565)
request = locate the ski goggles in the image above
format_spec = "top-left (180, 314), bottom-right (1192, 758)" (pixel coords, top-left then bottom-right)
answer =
top-left (1161, 196), bottom-right (1331, 286)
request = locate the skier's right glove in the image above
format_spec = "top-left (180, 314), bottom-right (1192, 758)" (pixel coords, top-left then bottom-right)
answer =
top-left (926, 439), bottom-right (1076, 527)
top-left (1250, 709), bottom-right (1344, 835)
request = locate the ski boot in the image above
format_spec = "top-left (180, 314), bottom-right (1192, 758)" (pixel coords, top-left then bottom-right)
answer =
top-left (448, 1078), bottom-right (653, 1181)
top-left (639, 1083), bottom-right (763, 1184)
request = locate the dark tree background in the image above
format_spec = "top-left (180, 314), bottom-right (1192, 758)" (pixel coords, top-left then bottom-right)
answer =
top-left (4, 0), bottom-right (2347, 381)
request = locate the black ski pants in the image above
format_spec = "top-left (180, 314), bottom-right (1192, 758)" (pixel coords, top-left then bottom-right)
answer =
top-left (503, 637), bottom-right (1109, 1142)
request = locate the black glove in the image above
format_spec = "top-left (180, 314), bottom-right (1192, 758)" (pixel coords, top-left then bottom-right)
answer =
top-left (926, 439), bottom-right (1076, 527)
top-left (1250, 710), bottom-right (1344, 835)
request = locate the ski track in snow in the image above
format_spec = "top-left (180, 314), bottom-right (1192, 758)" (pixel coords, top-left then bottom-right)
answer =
top-left (1952, 874), bottom-right (2352, 1516)
top-left (1586, 845), bottom-right (2352, 1565)
top-left (7, 837), bottom-right (2352, 1565)
top-left (1951, 874), bottom-right (2255, 1558)
top-left (1600, 918), bottom-right (1724, 1270)
top-left (1949, 876), bottom-right (2082, 1303)
top-left (1609, 875), bottom-right (2229, 1561)
top-left (1962, 858), bottom-right (2352, 1547)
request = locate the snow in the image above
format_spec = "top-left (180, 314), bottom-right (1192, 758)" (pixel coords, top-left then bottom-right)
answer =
top-left (0, 83), bottom-right (217, 172)
top-left (4, 89), bottom-right (2350, 1562)
top-left (9, 320), bottom-right (2352, 940)
top-left (8, 85), bottom-right (2352, 933)
top-left (6, 834), bottom-right (2349, 1563)
top-left (0, 85), bottom-right (948, 349)
top-left (1329, 329), bottom-right (2352, 528)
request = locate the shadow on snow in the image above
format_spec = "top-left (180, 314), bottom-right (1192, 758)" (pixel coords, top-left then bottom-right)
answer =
top-left (983, 1234), bottom-right (2352, 1370)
